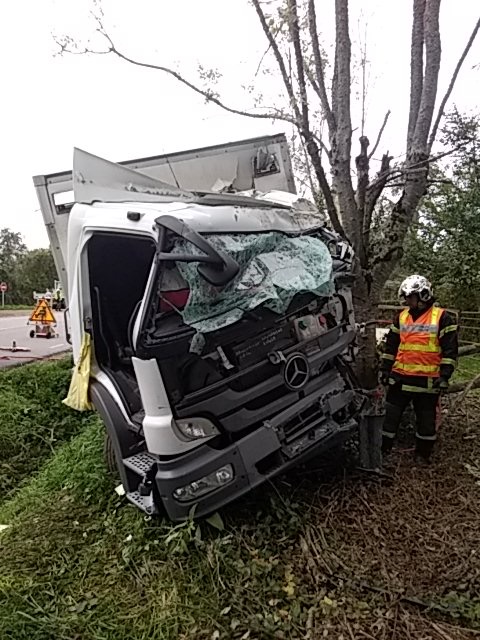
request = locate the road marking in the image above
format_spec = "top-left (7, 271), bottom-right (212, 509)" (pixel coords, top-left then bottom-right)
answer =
top-left (0, 323), bottom-right (30, 332)
top-left (49, 343), bottom-right (66, 350)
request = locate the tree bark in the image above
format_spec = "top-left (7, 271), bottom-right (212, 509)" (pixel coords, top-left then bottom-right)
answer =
top-left (352, 270), bottom-right (379, 388)
top-left (330, 0), bottom-right (360, 254)
top-left (459, 344), bottom-right (480, 357)
top-left (370, 0), bottom-right (443, 299)
top-left (412, 0), bottom-right (442, 152)
top-left (307, 0), bottom-right (335, 133)
top-left (407, 0), bottom-right (426, 150)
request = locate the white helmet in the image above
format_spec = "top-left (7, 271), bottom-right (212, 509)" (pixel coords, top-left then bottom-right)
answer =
top-left (398, 275), bottom-right (433, 302)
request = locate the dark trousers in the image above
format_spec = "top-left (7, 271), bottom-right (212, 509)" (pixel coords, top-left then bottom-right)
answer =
top-left (381, 383), bottom-right (439, 458)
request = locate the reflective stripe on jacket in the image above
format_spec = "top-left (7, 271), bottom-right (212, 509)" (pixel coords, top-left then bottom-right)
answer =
top-left (391, 306), bottom-right (443, 378)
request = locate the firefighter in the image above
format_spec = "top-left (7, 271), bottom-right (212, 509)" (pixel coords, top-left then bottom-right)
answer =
top-left (379, 275), bottom-right (458, 464)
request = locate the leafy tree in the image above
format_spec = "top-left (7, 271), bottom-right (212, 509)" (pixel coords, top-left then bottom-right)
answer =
top-left (0, 230), bottom-right (58, 305)
top-left (0, 229), bottom-right (27, 304)
top-left (402, 110), bottom-right (480, 311)
top-left (55, 2), bottom-right (480, 383)
top-left (15, 249), bottom-right (58, 306)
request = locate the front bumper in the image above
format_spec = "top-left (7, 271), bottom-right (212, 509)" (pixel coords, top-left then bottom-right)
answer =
top-left (153, 377), bottom-right (358, 520)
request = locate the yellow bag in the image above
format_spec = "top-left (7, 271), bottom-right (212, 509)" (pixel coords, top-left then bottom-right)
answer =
top-left (63, 333), bottom-right (94, 411)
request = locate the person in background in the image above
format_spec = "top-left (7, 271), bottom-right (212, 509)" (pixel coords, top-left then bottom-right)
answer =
top-left (379, 275), bottom-right (458, 465)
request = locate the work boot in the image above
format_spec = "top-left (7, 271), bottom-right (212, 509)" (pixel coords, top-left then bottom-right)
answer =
top-left (414, 453), bottom-right (431, 467)
top-left (381, 436), bottom-right (394, 456)
top-left (414, 438), bottom-right (434, 465)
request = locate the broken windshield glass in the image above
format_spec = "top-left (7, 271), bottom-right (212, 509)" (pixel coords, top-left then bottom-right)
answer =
top-left (170, 232), bottom-right (334, 333)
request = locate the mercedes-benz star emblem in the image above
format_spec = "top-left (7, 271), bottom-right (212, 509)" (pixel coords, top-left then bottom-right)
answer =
top-left (283, 353), bottom-right (310, 391)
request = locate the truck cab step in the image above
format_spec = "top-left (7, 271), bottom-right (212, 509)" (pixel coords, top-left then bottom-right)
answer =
top-left (123, 451), bottom-right (158, 476)
top-left (126, 490), bottom-right (157, 515)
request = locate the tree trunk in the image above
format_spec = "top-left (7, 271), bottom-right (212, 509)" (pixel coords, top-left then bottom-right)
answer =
top-left (351, 261), bottom-right (379, 389)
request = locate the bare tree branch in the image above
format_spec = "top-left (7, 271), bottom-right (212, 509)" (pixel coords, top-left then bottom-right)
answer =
top-left (303, 68), bottom-right (332, 154)
top-left (355, 137), bottom-right (369, 217)
top-left (459, 344), bottom-right (480, 357)
top-left (250, 0), bottom-right (343, 236)
top-left (366, 141), bottom-right (469, 192)
top-left (298, 135), bottom-right (319, 197)
top-left (368, 110), bottom-right (391, 161)
top-left (428, 16), bottom-right (480, 153)
top-left (364, 152), bottom-right (392, 232)
top-left (55, 31), bottom-right (299, 127)
top-left (448, 373), bottom-right (480, 396)
top-left (307, 0), bottom-right (335, 133)
top-left (359, 22), bottom-right (368, 138)
top-left (309, 147), bottom-right (345, 235)
top-left (287, 0), bottom-right (310, 135)
top-left (254, 44), bottom-right (272, 79)
top-left (250, 0), bottom-right (303, 125)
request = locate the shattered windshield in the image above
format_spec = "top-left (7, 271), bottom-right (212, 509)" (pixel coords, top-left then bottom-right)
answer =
top-left (169, 232), bottom-right (334, 333)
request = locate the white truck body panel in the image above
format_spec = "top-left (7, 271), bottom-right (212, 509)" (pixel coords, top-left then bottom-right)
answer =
top-left (33, 133), bottom-right (296, 302)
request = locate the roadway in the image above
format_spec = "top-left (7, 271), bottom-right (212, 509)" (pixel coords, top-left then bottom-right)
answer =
top-left (0, 312), bottom-right (71, 369)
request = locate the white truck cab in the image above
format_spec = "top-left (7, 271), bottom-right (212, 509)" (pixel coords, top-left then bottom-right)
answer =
top-left (33, 134), bottom-right (370, 521)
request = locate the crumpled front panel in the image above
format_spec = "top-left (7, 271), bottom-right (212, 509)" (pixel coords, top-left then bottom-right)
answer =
top-left (172, 232), bottom-right (333, 333)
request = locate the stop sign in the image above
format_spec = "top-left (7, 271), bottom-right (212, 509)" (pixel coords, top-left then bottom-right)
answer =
top-left (0, 282), bottom-right (7, 293)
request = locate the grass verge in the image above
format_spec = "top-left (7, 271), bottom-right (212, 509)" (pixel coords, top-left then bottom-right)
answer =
top-left (454, 353), bottom-right (480, 382)
top-left (0, 357), bottom-right (95, 501)
top-left (0, 360), bottom-right (479, 639)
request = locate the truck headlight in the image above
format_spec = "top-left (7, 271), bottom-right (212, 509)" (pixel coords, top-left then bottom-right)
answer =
top-left (173, 464), bottom-right (234, 502)
top-left (175, 417), bottom-right (219, 440)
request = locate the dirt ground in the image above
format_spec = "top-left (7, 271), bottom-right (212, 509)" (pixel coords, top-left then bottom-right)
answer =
top-left (286, 392), bottom-right (480, 638)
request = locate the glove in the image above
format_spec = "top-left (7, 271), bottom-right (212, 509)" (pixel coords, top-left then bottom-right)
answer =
top-left (379, 371), bottom-right (391, 386)
top-left (433, 376), bottom-right (449, 390)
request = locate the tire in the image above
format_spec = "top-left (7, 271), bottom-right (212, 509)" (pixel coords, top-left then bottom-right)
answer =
top-left (29, 330), bottom-right (35, 338)
top-left (103, 431), bottom-right (119, 477)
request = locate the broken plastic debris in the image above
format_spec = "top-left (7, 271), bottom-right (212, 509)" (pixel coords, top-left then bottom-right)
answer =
top-left (115, 484), bottom-right (126, 496)
top-left (0, 524), bottom-right (11, 533)
top-left (189, 332), bottom-right (206, 355)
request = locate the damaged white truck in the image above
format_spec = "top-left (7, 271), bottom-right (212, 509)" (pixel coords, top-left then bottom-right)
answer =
top-left (33, 134), bottom-right (377, 521)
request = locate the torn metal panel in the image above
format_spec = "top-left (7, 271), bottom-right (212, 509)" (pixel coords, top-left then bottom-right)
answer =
top-left (73, 148), bottom-right (196, 205)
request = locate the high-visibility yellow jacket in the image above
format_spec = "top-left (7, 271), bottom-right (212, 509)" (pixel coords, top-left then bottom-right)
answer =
top-left (392, 306), bottom-right (443, 377)
top-left (380, 303), bottom-right (458, 393)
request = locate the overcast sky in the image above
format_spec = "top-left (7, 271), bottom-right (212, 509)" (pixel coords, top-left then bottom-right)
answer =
top-left (1, 0), bottom-right (479, 249)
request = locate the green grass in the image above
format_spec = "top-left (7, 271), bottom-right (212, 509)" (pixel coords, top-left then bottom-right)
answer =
top-left (0, 419), bottom-right (318, 640)
top-left (454, 353), bottom-right (480, 382)
top-left (0, 357), bottom-right (95, 500)
top-left (1, 360), bottom-right (480, 639)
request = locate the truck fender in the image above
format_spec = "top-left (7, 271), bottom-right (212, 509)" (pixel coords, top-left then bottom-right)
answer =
top-left (90, 380), bottom-right (143, 492)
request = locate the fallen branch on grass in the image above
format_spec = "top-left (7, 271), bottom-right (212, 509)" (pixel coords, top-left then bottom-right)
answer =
top-left (458, 344), bottom-right (480, 357)
top-left (448, 374), bottom-right (480, 408)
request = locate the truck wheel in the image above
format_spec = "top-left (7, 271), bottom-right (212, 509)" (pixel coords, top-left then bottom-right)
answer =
top-left (29, 330), bottom-right (35, 338)
top-left (104, 432), bottom-right (119, 476)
